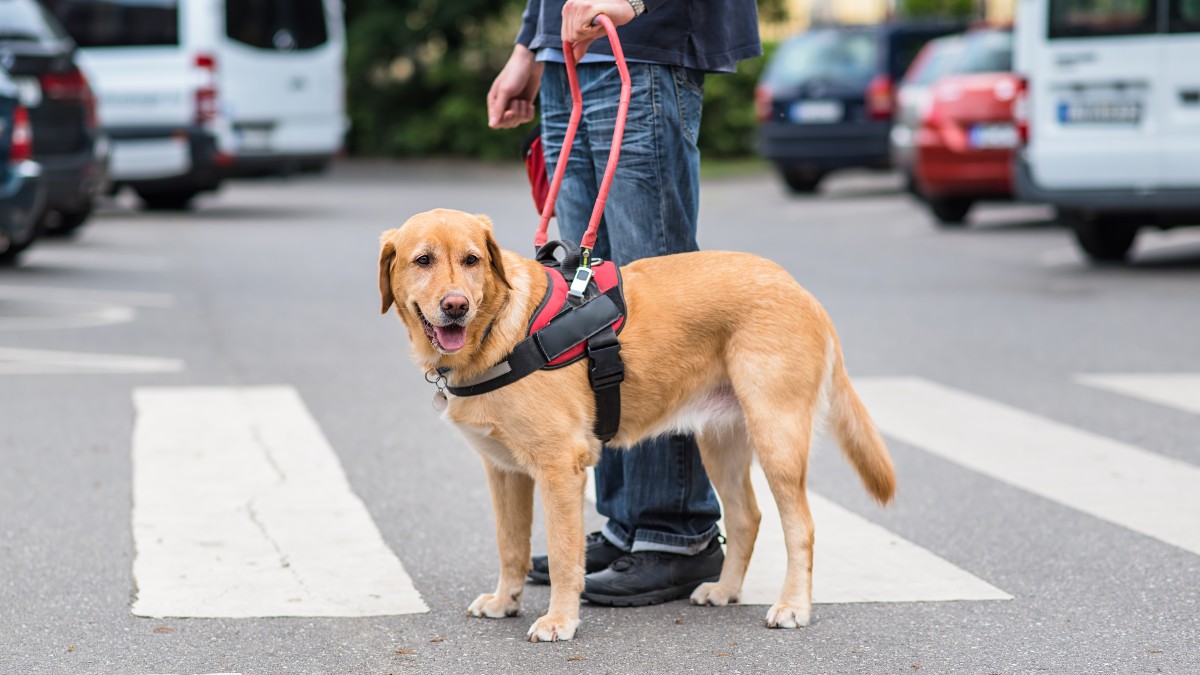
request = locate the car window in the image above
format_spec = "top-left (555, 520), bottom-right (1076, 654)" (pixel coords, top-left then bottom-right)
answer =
top-left (42, 0), bottom-right (178, 48)
top-left (1048, 0), bottom-right (1158, 39)
top-left (1169, 0), bottom-right (1200, 32)
top-left (957, 31), bottom-right (1013, 73)
top-left (0, 0), bottom-right (68, 43)
top-left (888, 32), bottom-right (945, 81)
top-left (226, 0), bottom-right (328, 51)
top-left (764, 31), bottom-right (878, 89)
top-left (904, 37), bottom-right (961, 86)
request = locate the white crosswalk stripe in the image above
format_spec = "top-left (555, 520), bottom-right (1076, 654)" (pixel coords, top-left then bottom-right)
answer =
top-left (131, 387), bottom-right (428, 618)
top-left (855, 377), bottom-right (1200, 557)
top-left (131, 375), bottom-right (1200, 618)
top-left (585, 467), bottom-right (1011, 605)
top-left (0, 347), bottom-right (184, 375)
top-left (1077, 373), bottom-right (1200, 416)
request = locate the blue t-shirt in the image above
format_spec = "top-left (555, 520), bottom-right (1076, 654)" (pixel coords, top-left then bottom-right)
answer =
top-left (517, 0), bottom-right (762, 73)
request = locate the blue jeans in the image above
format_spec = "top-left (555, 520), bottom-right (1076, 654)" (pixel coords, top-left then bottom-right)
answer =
top-left (540, 61), bottom-right (721, 555)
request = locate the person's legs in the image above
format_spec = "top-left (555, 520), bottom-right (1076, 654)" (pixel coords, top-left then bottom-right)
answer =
top-left (569, 62), bottom-right (720, 555)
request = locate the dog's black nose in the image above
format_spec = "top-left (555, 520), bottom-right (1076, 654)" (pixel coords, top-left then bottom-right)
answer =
top-left (441, 293), bottom-right (469, 319)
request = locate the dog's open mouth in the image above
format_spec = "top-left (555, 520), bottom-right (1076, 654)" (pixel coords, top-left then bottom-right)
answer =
top-left (416, 306), bottom-right (467, 353)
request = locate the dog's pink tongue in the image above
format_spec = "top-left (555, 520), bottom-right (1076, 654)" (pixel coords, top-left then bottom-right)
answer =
top-left (435, 325), bottom-right (467, 351)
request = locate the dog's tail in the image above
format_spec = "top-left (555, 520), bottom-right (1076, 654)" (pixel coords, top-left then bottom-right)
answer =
top-left (826, 343), bottom-right (896, 505)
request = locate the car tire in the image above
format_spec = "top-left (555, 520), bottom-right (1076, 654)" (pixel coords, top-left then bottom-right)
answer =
top-left (928, 198), bottom-right (973, 226)
top-left (137, 188), bottom-right (200, 211)
top-left (0, 216), bottom-right (41, 266)
top-left (781, 170), bottom-right (824, 194)
top-left (1061, 210), bottom-right (1139, 263)
top-left (41, 201), bottom-right (93, 238)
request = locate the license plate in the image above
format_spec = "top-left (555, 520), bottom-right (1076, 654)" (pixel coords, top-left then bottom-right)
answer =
top-left (1057, 100), bottom-right (1142, 125)
top-left (236, 127), bottom-right (272, 151)
top-left (789, 100), bottom-right (843, 124)
top-left (14, 77), bottom-right (42, 108)
top-left (968, 123), bottom-right (1018, 149)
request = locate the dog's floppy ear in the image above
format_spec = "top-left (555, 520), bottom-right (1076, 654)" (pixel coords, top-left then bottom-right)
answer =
top-left (378, 231), bottom-right (398, 314)
top-left (476, 214), bottom-right (512, 290)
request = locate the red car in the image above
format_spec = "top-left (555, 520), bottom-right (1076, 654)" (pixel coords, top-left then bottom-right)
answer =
top-left (911, 29), bottom-right (1016, 225)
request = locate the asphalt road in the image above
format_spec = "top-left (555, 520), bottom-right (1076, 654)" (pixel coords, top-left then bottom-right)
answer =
top-left (2, 162), bottom-right (1198, 675)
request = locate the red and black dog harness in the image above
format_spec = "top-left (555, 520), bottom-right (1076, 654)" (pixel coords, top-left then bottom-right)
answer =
top-left (442, 240), bottom-right (627, 442)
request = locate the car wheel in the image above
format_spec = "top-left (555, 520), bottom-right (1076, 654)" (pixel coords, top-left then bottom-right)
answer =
top-left (1061, 210), bottom-right (1139, 263)
top-left (41, 201), bottom-right (93, 238)
top-left (928, 198), bottom-right (973, 226)
top-left (781, 169), bottom-right (824, 194)
top-left (904, 171), bottom-right (923, 198)
top-left (137, 189), bottom-right (200, 211)
top-left (0, 214), bottom-right (42, 266)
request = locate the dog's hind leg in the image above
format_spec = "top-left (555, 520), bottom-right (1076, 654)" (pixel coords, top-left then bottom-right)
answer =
top-left (467, 459), bottom-right (534, 619)
top-left (690, 423), bottom-right (760, 607)
top-left (751, 416), bottom-right (817, 628)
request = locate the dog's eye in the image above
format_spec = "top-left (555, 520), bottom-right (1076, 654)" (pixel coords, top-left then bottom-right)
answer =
top-left (463, 254), bottom-right (479, 266)
top-left (414, 255), bottom-right (432, 267)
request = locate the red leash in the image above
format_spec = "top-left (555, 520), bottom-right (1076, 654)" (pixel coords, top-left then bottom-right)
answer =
top-left (534, 14), bottom-right (631, 261)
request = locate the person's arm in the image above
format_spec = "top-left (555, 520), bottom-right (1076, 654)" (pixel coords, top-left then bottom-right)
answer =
top-left (487, 2), bottom-right (545, 129)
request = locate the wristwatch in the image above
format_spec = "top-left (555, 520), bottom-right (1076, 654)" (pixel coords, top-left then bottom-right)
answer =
top-left (628, 0), bottom-right (646, 16)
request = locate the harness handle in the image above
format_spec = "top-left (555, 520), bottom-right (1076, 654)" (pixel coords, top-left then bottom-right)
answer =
top-left (534, 13), bottom-right (631, 253)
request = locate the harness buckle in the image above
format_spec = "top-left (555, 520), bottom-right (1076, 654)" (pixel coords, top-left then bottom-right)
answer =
top-left (567, 265), bottom-right (593, 301)
top-left (587, 330), bottom-right (624, 390)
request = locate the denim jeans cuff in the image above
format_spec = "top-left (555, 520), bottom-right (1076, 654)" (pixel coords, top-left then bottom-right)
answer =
top-left (600, 522), bottom-right (634, 552)
top-left (629, 523), bottom-right (720, 555)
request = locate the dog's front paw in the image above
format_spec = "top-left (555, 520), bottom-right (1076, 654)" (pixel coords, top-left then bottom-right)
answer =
top-left (467, 592), bottom-right (520, 619)
top-left (765, 602), bottom-right (811, 628)
top-left (690, 581), bottom-right (740, 607)
top-left (526, 614), bottom-right (579, 642)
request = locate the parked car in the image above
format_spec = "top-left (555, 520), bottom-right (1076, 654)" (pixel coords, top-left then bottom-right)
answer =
top-left (756, 20), bottom-right (965, 194)
top-left (891, 34), bottom-right (960, 193)
top-left (0, 65), bottom-right (45, 265)
top-left (1014, 0), bottom-right (1200, 262)
top-left (909, 28), bottom-right (1017, 225)
top-left (0, 0), bottom-right (106, 236)
top-left (43, 0), bottom-right (347, 211)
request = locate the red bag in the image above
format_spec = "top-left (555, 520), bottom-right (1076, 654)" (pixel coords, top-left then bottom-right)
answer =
top-left (521, 128), bottom-right (551, 217)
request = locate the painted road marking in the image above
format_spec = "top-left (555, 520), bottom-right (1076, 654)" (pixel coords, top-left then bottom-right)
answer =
top-left (0, 284), bottom-right (173, 331)
top-left (0, 284), bottom-right (174, 307)
top-left (22, 246), bottom-right (171, 272)
top-left (1077, 373), bottom-right (1200, 416)
top-left (856, 377), bottom-right (1200, 557)
top-left (585, 467), bottom-right (1010, 605)
top-left (132, 387), bottom-right (428, 618)
top-left (0, 347), bottom-right (183, 375)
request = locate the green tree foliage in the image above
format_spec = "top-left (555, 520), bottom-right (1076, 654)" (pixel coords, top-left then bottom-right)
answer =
top-left (898, 0), bottom-right (976, 19)
top-left (344, 0), bottom-right (530, 159)
top-left (345, 1), bottom-right (782, 159)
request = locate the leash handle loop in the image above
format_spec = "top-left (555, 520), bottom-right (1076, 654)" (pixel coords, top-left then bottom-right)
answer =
top-left (534, 14), bottom-right (631, 252)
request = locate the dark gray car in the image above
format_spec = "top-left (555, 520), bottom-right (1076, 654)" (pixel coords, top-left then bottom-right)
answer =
top-left (0, 64), bottom-right (45, 264)
top-left (756, 21), bottom-right (965, 194)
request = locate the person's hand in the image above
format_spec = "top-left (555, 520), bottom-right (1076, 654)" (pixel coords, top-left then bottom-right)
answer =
top-left (561, 0), bottom-right (636, 62)
top-left (488, 44), bottom-right (544, 129)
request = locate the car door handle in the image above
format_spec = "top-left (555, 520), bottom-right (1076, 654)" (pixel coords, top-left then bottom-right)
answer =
top-left (1180, 89), bottom-right (1200, 105)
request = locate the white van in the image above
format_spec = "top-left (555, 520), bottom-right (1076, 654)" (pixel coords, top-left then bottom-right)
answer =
top-left (42, 0), bottom-right (346, 209)
top-left (1014, 0), bottom-right (1200, 261)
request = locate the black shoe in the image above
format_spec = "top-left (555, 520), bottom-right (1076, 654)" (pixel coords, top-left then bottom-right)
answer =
top-left (527, 531), bottom-right (625, 585)
top-left (581, 537), bottom-right (724, 607)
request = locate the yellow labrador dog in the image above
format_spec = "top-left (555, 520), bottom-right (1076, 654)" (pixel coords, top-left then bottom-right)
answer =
top-left (379, 208), bottom-right (895, 642)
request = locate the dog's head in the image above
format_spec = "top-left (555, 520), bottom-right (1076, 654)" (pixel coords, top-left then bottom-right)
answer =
top-left (379, 209), bottom-right (511, 362)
